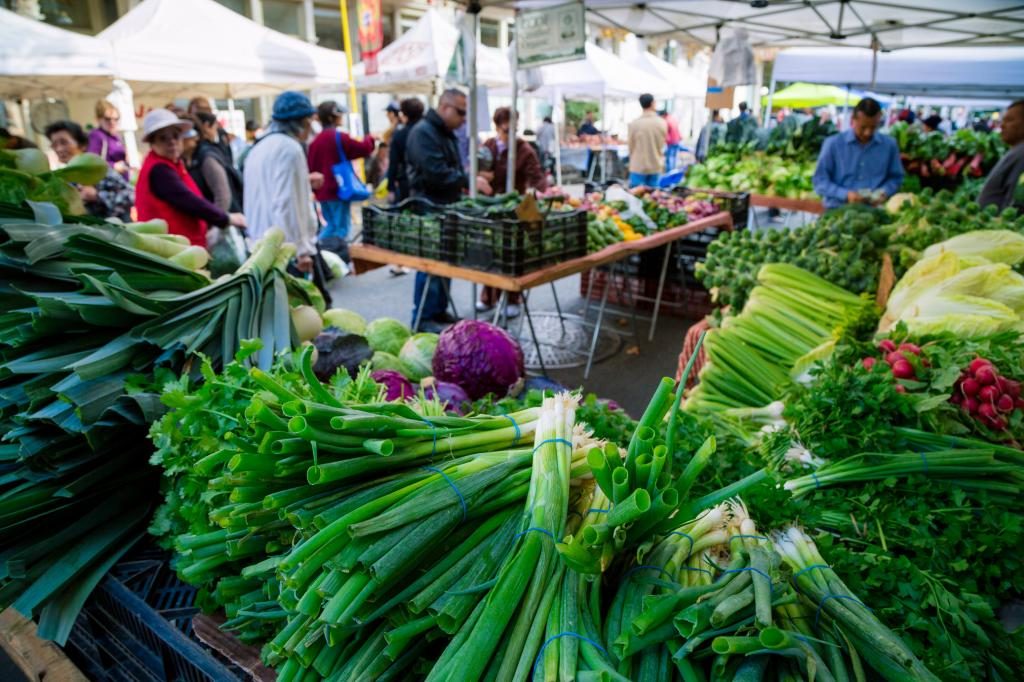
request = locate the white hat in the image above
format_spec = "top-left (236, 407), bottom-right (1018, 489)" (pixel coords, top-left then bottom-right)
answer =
top-left (142, 108), bottom-right (193, 142)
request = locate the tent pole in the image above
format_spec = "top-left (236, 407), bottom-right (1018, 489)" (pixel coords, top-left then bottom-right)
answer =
top-left (870, 41), bottom-right (879, 91)
top-left (507, 37), bottom-right (518, 194)
top-left (554, 89), bottom-right (563, 187)
top-left (338, 0), bottom-right (360, 127)
top-left (764, 73), bottom-right (777, 127)
top-left (467, 9), bottom-right (480, 198)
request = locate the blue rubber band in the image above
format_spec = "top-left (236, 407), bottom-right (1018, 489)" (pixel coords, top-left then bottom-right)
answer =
top-left (728, 534), bottom-right (768, 544)
top-left (920, 452), bottom-right (928, 472)
top-left (679, 566), bottom-right (715, 577)
top-left (792, 563), bottom-right (830, 580)
top-left (815, 594), bottom-right (871, 627)
top-left (514, 527), bottom-right (556, 542)
top-left (422, 466), bottom-right (468, 521)
top-left (624, 565), bottom-right (675, 582)
top-left (533, 633), bottom-right (609, 675)
top-left (588, 508), bottom-right (610, 514)
top-left (420, 417), bottom-right (438, 455)
top-left (811, 472), bottom-right (822, 489)
top-left (501, 414), bottom-right (522, 443)
top-left (533, 437), bottom-right (574, 454)
top-left (669, 531), bottom-right (695, 559)
top-left (720, 566), bottom-right (775, 592)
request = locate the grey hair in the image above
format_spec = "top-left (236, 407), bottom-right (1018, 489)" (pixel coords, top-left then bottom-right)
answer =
top-left (440, 89), bottom-right (467, 105)
top-left (266, 117), bottom-right (307, 140)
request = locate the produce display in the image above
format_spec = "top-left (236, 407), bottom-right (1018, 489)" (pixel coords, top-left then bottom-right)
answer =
top-left (0, 148), bottom-right (108, 214)
top-left (0, 203), bottom-right (319, 642)
top-left (686, 150), bottom-right (817, 200)
top-left (697, 204), bottom-right (886, 310)
top-left (891, 122), bottom-right (1006, 190)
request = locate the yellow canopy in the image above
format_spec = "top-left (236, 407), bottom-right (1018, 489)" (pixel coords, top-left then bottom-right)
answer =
top-left (763, 82), bottom-right (861, 108)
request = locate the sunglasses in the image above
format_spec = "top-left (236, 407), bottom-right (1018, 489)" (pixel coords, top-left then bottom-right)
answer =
top-left (451, 106), bottom-right (467, 117)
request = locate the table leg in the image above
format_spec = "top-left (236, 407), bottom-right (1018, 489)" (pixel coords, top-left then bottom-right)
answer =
top-left (584, 263), bottom-right (613, 380)
top-left (492, 290), bottom-right (508, 326)
top-left (749, 205), bottom-right (758, 231)
top-left (439, 277), bottom-right (459, 320)
top-left (413, 274), bottom-right (431, 332)
top-left (648, 244), bottom-right (672, 342)
top-left (582, 268), bottom-right (596, 320)
top-left (471, 283), bottom-right (478, 320)
top-left (549, 282), bottom-right (567, 337)
top-left (521, 295), bottom-right (547, 377)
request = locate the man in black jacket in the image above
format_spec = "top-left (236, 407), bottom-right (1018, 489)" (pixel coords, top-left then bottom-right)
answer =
top-left (405, 89), bottom-right (470, 331)
top-left (387, 98), bottom-right (425, 203)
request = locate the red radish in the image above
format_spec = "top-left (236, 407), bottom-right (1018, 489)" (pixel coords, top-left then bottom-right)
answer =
top-left (975, 366), bottom-right (997, 386)
top-left (988, 416), bottom-right (1008, 431)
top-left (898, 342), bottom-right (921, 356)
top-left (1003, 379), bottom-right (1021, 398)
top-left (977, 403), bottom-right (998, 420)
top-left (891, 360), bottom-right (915, 379)
top-left (1016, 398), bottom-right (1024, 410)
top-left (968, 358), bottom-right (992, 375)
top-left (894, 384), bottom-right (907, 394)
top-left (886, 351), bottom-right (905, 366)
top-left (997, 394), bottom-right (1015, 413)
top-left (960, 378), bottom-right (980, 397)
top-left (878, 339), bottom-right (896, 353)
top-left (963, 397), bottom-right (979, 414)
top-left (861, 357), bottom-right (876, 370)
top-left (950, 393), bottom-right (963, 405)
top-left (978, 385), bottom-right (1000, 403)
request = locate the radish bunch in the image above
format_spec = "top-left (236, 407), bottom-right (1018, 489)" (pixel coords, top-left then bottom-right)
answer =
top-left (861, 340), bottom-right (926, 393)
top-left (950, 358), bottom-right (1023, 431)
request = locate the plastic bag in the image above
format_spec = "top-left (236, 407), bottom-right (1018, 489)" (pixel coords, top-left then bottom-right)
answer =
top-left (207, 225), bottom-right (248, 277)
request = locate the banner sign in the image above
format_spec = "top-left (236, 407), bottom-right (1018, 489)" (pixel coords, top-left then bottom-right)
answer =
top-left (516, 1), bottom-right (585, 69)
top-left (358, 0), bottom-right (383, 75)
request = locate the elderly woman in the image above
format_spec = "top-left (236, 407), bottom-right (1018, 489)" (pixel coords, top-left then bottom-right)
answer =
top-left (135, 109), bottom-right (245, 246)
top-left (45, 119), bottom-right (134, 222)
top-left (243, 91), bottom-right (320, 275)
top-left (87, 99), bottom-right (129, 179)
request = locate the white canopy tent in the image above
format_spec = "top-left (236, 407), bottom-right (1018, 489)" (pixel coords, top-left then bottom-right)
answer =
top-left (98, 0), bottom-right (348, 99)
top-left (510, 43), bottom-right (674, 100)
top-left (477, 1), bottom-right (1024, 50)
top-left (352, 9), bottom-right (510, 94)
top-left (772, 47), bottom-right (1024, 99)
top-left (626, 51), bottom-right (705, 100)
top-left (0, 8), bottom-right (116, 99)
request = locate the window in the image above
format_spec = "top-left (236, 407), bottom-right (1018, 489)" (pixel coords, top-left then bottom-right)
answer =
top-left (398, 10), bottom-right (421, 35)
top-left (480, 18), bottom-right (500, 48)
top-left (214, 0), bottom-right (247, 16)
top-left (313, 8), bottom-right (343, 51)
top-left (38, 0), bottom-right (92, 31)
top-left (263, 0), bottom-right (302, 37)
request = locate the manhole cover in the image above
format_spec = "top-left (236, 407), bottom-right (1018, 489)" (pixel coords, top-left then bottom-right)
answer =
top-left (513, 312), bottom-right (623, 370)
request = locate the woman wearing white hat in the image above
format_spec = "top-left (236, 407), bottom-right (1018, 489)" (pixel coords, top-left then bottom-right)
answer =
top-left (135, 108), bottom-right (245, 246)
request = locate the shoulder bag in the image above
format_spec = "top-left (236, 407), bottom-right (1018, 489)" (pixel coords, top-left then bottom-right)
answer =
top-left (333, 131), bottom-right (371, 202)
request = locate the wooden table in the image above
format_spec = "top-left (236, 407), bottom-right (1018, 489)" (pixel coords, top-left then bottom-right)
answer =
top-left (350, 211), bottom-right (733, 378)
top-left (749, 193), bottom-right (825, 214)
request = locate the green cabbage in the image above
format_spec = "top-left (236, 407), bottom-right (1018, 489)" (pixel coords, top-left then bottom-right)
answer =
top-left (398, 333), bottom-right (439, 381)
top-left (922, 229), bottom-right (1024, 265)
top-left (322, 308), bottom-right (367, 336)
top-left (899, 292), bottom-right (1019, 337)
top-left (365, 317), bottom-right (411, 355)
top-left (932, 263), bottom-right (1024, 314)
top-left (370, 351), bottom-right (406, 373)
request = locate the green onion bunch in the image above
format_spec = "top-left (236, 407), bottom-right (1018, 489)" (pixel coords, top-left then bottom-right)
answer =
top-left (686, 264), bottom-right (873, 414)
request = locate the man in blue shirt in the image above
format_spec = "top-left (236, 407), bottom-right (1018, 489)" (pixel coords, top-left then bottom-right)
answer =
top-left (813, 97), bottom-right (904, 209)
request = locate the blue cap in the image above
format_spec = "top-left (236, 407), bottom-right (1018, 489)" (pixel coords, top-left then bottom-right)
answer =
top-left (272, 91), bottom-right (315, 121)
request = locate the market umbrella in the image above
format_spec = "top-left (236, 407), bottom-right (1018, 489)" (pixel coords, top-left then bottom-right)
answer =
top-left (762, 82), bottom-right (861, 108)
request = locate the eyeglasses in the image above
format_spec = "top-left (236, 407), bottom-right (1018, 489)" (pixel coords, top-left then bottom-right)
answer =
top-left (102, 116), bottom-right (120, 122)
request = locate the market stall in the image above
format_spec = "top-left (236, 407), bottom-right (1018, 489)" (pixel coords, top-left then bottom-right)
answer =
top-left (0, 7), bottom-right (115, 99)
top-left (97, 0), bottom-right (349, 98)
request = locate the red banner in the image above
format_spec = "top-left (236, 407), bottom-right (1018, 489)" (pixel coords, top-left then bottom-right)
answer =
top-left (358, 0), bottom-right (383, 75)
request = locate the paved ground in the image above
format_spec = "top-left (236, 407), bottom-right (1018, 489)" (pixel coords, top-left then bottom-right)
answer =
top-left (327, 266), bottom-right (696, 419)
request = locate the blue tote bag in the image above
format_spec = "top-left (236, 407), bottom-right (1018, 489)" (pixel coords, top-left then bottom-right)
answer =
top-left (333, 130), bottom-right (371, 202)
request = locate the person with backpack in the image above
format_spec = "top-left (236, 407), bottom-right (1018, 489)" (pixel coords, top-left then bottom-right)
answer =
top-left (190, 111), bottom-right (244, 212)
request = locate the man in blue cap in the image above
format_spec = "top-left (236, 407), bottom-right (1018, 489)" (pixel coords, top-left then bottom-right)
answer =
top-left (244, 91), bottom-right (321, 277)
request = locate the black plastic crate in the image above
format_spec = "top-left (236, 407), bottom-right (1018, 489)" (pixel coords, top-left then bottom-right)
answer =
top-left (672, 187), bottom-right (750, 230)
top-left (447, 209), bottom-right (587, 276)
top-left (63, 542), bottom-right (244, 682)
top-left (361, 197), bottom-right (452, 261)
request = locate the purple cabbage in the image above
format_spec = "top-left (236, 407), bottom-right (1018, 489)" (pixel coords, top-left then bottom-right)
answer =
top-left (371, 369), bottom-right (415, 402)
top-left (432, 320), bottom-right (525, 400)
top-left (422, 379), bottom-right (471, 414)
